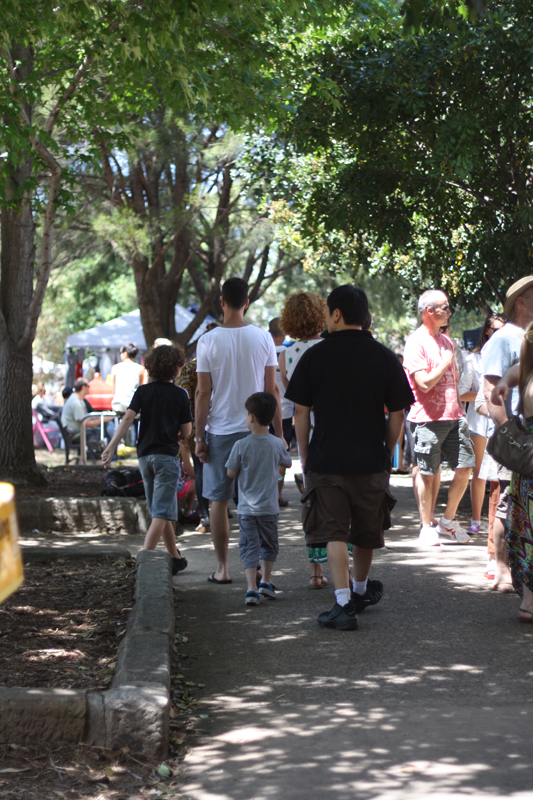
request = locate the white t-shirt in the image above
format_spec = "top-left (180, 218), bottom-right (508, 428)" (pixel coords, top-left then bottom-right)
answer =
top-left (112, 358), bottom-right (144, 409)
top-left (458, 351), bottom-right (488, 436)
top-left (196, 325), bottom-right (278, 435)
top-left (482, 322), bottom-right (524, 416)
top-left (275, 344), bottom-right (294, 420)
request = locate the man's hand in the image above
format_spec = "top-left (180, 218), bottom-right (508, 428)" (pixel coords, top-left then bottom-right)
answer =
top-left (441, 349), bottom-right (454, 369)
top-left (195, 441), bottom-right (209, 463)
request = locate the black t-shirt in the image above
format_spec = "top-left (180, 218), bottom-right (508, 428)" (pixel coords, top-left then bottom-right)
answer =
top-left (129, 382), bottom-right (192, 458)
top-left (285, 330), bottom-right (414, 475)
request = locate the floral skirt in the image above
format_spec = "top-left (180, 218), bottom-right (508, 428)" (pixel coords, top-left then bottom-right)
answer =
top-left (505, 471), bottom-right (533, 597)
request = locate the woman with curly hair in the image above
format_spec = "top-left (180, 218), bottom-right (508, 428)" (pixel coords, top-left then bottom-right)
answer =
top-left (102, 345), bottom-right (193, 575)
top-left (279, 291), bottom-right (345, 589)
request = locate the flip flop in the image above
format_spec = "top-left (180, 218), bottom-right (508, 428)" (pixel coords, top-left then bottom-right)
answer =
top-left (207, 573), bottom-right (232, 584)
top-left (309, 575), bottom-right (328, 589)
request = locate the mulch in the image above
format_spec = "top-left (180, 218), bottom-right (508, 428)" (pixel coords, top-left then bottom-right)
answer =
top-left (15, 468), bottom-right (107, 501)
top-left (0, 559), bottom-right (134, 689)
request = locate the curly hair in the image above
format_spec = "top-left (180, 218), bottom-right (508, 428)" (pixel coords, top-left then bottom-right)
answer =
top-left (144, 344), bottom-right (185, 382)
top-left (279, 292), bottom-right (326, 339)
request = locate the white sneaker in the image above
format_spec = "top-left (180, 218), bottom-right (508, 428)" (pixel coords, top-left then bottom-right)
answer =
top-left (437, 517), bottom-right (471, 544)
top-left (418, 525), bottom-right (441, 547)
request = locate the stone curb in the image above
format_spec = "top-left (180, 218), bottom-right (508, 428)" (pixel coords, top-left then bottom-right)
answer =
top-left (0, 550), bottom-right (174, 758)
top-left (17, 497), bottom-right (151, 535)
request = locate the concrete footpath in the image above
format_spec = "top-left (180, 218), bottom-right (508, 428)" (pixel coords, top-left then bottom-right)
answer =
top-left (21, 465), bottom-right (533, 798)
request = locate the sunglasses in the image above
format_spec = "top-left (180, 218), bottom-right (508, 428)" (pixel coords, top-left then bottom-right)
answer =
top-left (431, 304), bottom-right (451, 312)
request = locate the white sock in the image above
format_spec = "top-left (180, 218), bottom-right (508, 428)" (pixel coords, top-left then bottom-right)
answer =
top-left (471, 519), bottom-right (480, 526)
top-left (421, 524), bottom-right (436, 533)
top-left (441, 516), bottom-right (453, 526)
top-left (335, 588), bottom-right (351, 607)
top-left (353, 579), bottom-right (368, 596)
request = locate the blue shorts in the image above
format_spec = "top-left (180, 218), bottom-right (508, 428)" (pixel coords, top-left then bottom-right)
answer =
top-left (138, 454), bottom-right (180, 520)
top-left (202, 431), bottom-right (250, 502)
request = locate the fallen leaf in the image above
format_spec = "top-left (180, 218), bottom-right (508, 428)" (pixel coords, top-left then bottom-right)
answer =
top-left (157, 764), bottom-right (171, 778)
top-left (0, 768), bottom-right (30, 773)
top-left (104, 766), bottom-right (114, 778)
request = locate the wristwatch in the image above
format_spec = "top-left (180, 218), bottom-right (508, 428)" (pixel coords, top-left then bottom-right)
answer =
top-left (194, 436), bottom-right (205, 443)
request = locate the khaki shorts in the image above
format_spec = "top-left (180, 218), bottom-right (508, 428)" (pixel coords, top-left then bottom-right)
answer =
top-left (301, 471), bottom-right (396, 550)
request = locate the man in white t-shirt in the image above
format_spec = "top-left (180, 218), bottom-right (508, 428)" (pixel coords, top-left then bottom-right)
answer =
top-left (195, 278), bottom-right (283, 583)
top-left (403, 289), bottom-right (475, 547)
top-left (483, 276), bottom-right (533, 591)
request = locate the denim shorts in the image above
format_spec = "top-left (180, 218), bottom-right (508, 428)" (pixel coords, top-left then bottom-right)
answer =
top-left (203, 431), bottom-right (250, 501)
top-left (412, 417), bottom-right (475, 476)
top-left (138, 454), bottom-right (180, 520)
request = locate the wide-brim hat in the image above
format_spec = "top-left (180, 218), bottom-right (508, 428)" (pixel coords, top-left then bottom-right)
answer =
top-left (504, 276), bottom-right (533, 318)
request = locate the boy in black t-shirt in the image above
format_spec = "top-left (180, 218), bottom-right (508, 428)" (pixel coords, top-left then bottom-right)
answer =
top-left (102, 345), bottom-right (193, 575)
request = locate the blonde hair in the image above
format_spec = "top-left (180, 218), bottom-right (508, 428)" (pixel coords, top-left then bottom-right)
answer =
top-left (518, 321), bottom-right (533, 398)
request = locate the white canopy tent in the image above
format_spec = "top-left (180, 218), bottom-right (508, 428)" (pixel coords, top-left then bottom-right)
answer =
top-left (65, 306), bottom-right (211, 385)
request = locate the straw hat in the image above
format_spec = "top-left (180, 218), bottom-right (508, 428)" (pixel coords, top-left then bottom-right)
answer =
top-left (504, 276), bottom-right (533, 318)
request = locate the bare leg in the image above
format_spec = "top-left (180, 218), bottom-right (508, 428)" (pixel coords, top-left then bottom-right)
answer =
top-left (183, 480), bottom-right (196, 514)
top-left (487, 481), bottom-right (499, 557)
top-left (519, 584), bottom-right (533, 620)
top-left (352, 545), bottom-right (374, 582)
top-left (418, 472), bottom-right (438, 526)
top-left (309, 561), bottom-right (327, 587)
top-left (143, 518), bottom-right (180, 559)
top-left (443, 467), bottom-right (471, 519)
top-left (469, 434), bottom-right (487, 522)
top-left (261, 559), bottom-right (274, 584)
top-left (491, 516), bottom-right (514, 591)
top-left (325, 541), bottom-right (350, 590)
top-left (431, 467), bottom-right (441, 524)
top-left (209, 499), bottom-right (231, 581)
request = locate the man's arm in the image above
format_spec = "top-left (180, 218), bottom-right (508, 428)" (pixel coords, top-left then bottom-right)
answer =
top-left (180, 422), bottom-right (192, 440)
top-left (484, 376), bottom-right (508, 427)
top-left (489, 363), bottom-right (520, 408)
top-left (412, 349), bottom-right (454, 393)
top-left (194, 371), bottom-right (212, 463)
top-left (385, 409), bottom-right (405, 455)
top-left (102, 409), bottom-right (136, 466)
top-left (264, 365), bottom-right (283, 438)
top-left (294, 403), bottom-right (311, 471)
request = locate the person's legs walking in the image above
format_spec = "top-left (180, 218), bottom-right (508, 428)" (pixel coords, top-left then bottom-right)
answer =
top-left (210, 500), bottom-right (231, 581)
top-left (468, 433), bottom-right (487, 530)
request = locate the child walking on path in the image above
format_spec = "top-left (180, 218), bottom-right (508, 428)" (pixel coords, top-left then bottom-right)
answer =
top-left (226, 392), bottom-right (292, 605)
top-left (102, 345), bottom-right (192, 575)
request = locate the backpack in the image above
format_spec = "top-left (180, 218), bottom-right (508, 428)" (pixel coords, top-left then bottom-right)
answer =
top-left (102, 468), bottom-right (145, 498)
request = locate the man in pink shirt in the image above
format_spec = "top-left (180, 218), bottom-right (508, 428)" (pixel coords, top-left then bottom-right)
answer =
top-left (403, 290), bottom-right (475, 546)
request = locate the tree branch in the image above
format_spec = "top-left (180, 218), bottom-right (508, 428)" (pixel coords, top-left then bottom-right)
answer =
top-left (45, 54), bottom-right (93, 134)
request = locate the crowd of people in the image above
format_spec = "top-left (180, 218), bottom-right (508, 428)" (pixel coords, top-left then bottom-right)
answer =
top-left (94, 274), bottom-right (533, 630)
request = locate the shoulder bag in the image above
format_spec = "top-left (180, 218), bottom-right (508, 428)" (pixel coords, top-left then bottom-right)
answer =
top-left (486, 372), bottom-right (533, 478)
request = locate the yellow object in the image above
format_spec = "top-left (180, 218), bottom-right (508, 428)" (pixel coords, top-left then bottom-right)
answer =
top-left (0, 483), bottom-right (23, 604)
top-left (116, 445), bottom-right (137, 457)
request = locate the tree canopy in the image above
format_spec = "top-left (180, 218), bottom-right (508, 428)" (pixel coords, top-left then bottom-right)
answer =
top-left (282, 0), bottom-right (533, 310)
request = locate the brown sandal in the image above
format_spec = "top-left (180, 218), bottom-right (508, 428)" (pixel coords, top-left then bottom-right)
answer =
top-left (519, 607), bottom-right (533, 623)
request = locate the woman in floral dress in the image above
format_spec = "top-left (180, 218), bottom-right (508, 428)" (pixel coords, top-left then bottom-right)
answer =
top-left (505, 321), bottom-right (533, 623)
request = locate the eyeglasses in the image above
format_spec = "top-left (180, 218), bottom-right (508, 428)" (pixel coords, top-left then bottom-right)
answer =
top-left (430, 304), bottom-right (450, 312)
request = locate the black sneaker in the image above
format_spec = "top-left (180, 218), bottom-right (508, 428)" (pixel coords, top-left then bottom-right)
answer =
top-left (317, 601), bottom-right (358, 630)
top-left (351, 579), bottom-right (383, 613)
top-left (172, 556), bottom-right (188, 575)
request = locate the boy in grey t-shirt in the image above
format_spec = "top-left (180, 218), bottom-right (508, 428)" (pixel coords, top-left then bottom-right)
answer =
top-left (226, 392), bottom-right (292, 605)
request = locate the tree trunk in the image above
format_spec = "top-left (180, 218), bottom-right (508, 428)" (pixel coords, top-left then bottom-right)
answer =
top-left (0, 167), bottom-right (45, 484)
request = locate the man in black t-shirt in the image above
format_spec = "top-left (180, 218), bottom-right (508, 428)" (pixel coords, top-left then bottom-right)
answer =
top-left (285, 285), bottom-right (414, 631)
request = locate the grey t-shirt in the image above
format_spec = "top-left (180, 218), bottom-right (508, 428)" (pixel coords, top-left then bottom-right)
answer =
top-left (226, 434), bottom-right (292, 516)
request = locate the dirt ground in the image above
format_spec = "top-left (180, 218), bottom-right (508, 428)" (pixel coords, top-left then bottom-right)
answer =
top-left (16, 466), bottom-right (117, 500)
top-left (0, 560), bottom-right (134, 689)
top-left (0, 561), bottom-right (202, 799)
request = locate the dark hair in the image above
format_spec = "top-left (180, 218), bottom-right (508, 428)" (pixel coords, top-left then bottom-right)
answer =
top-left (120, 342), bottom-right (139, 359)
top-left (74, 378), bottom-right (89, 392)
top-left (62, 387), bottom-right (73, 400)
top-left (245, 392), bottom-right (277, 427)
top-left (222, 277), bottom-right (248, 310)
top-left (327, 285), bottom-right (369, 326)
top-left (144, 344), bottom-right (185, 382)
top-left (205, 322), bottom-right (220, 332)
top-left (473, 313), bottom-right (506, 353)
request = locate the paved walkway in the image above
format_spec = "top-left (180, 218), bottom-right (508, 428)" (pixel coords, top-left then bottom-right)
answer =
top-left (21, 465), bottom-right (533, 798)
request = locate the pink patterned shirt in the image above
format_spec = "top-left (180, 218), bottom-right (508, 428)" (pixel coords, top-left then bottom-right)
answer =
top-left (403, 325), bottom-right (463, 423)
